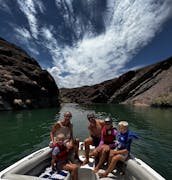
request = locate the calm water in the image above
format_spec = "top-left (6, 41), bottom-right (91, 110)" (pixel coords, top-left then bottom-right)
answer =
top-left (0, 103), bottom-right (171, 179)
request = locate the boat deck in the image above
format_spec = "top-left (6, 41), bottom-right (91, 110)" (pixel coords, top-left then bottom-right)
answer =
top-left (0, 145), bottom-right (165, 180)
top-left (38, 154), bottom-right (126, 180)
top-left (77, 145), bottom-right (126, 180)
top-left (70, 152), bottom-right (126, 180)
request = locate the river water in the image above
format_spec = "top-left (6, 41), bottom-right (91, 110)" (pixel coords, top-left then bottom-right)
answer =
top-left (0, 103), bottom-right (171, 179)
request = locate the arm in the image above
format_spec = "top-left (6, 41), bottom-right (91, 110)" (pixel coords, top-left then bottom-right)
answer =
top-left (88, 125), bottom-right (94, 137)
top-left (51, 146), bottom-right (60, 170)
top-left (113, 148), bottom-right (128, 155)
top-left (99, 120), bottom-right (105, 128)
top-left (50, 123), bottom-right (60, 144)
top-left (69, 123), bottom-right (74, 140)
top-left (98, 129), bottom-right (104, 147)
top-left (51, 155), bottom-right (57, 170)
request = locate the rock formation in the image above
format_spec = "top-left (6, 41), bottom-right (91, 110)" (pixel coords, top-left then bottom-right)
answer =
top-left (0, 37), bottom-right (60, 111)
top-left (60, 57), bottom-right (172, 107)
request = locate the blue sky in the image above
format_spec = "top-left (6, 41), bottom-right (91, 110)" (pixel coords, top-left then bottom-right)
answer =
top-left (0, 0), bottom-right (172, 88)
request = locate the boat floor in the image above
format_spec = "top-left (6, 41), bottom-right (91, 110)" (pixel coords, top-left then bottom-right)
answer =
top-left (38, 156), bottom-right (125, 180)
top-left (69, 154), bottom-right (126, 180)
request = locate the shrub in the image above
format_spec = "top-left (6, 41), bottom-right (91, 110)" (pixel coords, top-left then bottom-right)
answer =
top-left (151, 94), bottom-right (172, 107)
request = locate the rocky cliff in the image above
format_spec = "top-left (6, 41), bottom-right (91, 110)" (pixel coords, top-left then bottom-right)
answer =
top-left (0, 37), bottom-right (60, 111)
top-left (60, 57), bottom-right (172, 107)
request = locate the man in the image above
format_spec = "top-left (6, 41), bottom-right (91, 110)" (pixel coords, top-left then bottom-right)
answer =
top-left (82, 113), bottom-right (105, 165)
top-left (98, 121), bottom-right (139, 178)
top-left (50, 111), bottom-right (80, 160)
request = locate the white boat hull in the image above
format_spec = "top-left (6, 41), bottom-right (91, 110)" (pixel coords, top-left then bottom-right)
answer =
top-left (0, 144), bottom-right (165, 180)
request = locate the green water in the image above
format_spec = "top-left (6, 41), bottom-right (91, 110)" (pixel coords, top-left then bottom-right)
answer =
top-left (0, 103), bottom-right (172, 179)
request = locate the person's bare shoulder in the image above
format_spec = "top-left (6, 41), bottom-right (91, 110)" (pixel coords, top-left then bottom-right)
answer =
top-left (96, 119), bottom-right (105, 126)
top-left (52, 121), bottom-right (61, 131)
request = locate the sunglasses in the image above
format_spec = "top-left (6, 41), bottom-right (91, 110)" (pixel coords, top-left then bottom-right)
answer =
top-left (65, 115), bottom-right (72, 117)
top-left (105, 122), bottom-right (112, 125)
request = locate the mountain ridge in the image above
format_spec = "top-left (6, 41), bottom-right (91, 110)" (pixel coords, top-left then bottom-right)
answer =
top-left (60, 57), bottom-right (172, 107)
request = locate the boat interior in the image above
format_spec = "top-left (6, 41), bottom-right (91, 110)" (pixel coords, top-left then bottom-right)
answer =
top-left (0, 146), bottom-right (164, 180)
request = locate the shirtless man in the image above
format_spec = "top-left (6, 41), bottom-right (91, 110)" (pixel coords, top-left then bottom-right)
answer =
top-left (82, 113), bottom-right (105, 165)
top-left (50, 111), bottom-right (80, 160)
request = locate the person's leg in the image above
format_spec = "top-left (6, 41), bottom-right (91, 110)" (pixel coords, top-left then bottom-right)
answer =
top-left (66, 139), bottom-right (81, 163)
top-left (108, 149), bottom-right (116, 165)
top-left (74, 138), bottom-right (80, 159)
top-left (89, 145), bottom-right (100, 158)
top-left (62, 163), bottom-right (78, 180)
top-left (93, 145), bottom-right (110, 173)
top-left (82, 137), bottom-right (93, 165)
top-left (98, 154), bottom-right (123, 177)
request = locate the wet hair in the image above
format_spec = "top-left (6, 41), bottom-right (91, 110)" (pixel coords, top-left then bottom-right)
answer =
top-left (87, 113), bottom-right (95, 119)
top-left (118, 121), bottom-right (128, 127)
top-left (64, 111), bottom-right (72, 117)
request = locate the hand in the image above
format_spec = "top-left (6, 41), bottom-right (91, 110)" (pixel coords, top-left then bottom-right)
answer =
top-left (96, 147), bottom-right (101, 153)
top-left (110, 150), bottom-right (118, 156)
top-left (112, 150), bottom-right (118, 155)
top-left (66, 141), bottom-right (73, 149)
top-left (53, 142), bottom-right (57, 146)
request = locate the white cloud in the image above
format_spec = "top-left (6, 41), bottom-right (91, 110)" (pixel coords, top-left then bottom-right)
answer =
top-left (14, 26), bottom-right (39, 55)
top-left (15, 27), bottom-right (32, 40)
top-left (27, 46), bottom-right (39, 56)
top-left (11, 0), bottom-right (172, 88)
top-left (48, 0), bottom-right (172, 88)
top-left (40, 26), bottom-right (64, 66)
top-left (16, 0), bottom-right (45, 39)
top-left (41, 26), bottom-right (54, 41)
top-left (35, 1), bottom-right (45, 14)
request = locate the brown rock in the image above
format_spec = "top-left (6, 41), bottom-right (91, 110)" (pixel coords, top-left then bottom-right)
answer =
top-left (0, 37), bottom-right (60, 111)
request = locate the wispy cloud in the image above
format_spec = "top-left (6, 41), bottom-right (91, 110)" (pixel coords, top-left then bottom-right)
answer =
top-left (16, 0), bottom-right (45, 39)
top-left (15, 27), bottom-right (32, 40)
top-left (14, 26), bottom-right (39, 55)
top-left (34, 0), bottom-right (45, 14)
top-left (2, 0), bottom-right (172, 88)
top-left (0, 0), bottom-right (11, 14)
top-left (40, 26), bottom-right (64, 64)
top-left (14, 0), bottom-right (46, 55)
top-left (48, 0), bottom-right (172, 88)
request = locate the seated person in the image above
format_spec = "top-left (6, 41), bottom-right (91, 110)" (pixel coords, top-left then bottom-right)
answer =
top-left (98, 121), bottom-right (139, 178)
top-left (51, 133), bottom-right (78, 180)
top-left (50, 111), bottom-right (80, 161)
top-left (90, 117), bottom-right (118, 173)
top-left (82, 113), bottom-right (105, 165)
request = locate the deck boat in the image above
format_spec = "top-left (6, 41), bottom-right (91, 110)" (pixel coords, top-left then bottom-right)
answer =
top-left (0, 143), bottom-right (165, 180)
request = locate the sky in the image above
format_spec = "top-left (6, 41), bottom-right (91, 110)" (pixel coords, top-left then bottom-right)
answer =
top-left (0, 0), bottom-right (172, 88)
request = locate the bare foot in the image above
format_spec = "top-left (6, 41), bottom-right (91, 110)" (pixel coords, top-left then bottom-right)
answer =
top-left (98, 172), bottom-right (108, 178)
top-left (82, 158), bottom-right (89, 165)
